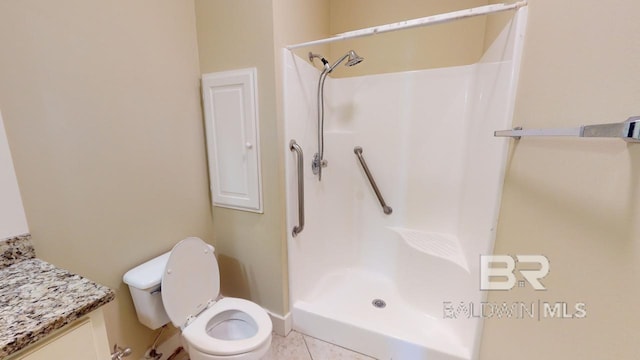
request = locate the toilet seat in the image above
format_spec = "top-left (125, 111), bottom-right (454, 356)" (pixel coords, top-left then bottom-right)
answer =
top-left (182, 297), bottom-right (272, 356)
top-left (161, 237), bottom-right (272, 357)
top-left (162, 237), bottom-right (220, 330)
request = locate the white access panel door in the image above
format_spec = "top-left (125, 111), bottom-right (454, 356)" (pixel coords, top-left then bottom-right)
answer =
top-left (202, 68), bottom-right (263, 213)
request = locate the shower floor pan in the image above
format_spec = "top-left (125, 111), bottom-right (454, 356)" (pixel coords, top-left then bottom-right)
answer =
top-left (292, 268), bottom-right (470, 360)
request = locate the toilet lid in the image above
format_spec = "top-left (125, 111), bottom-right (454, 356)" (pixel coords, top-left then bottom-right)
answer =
top-left (161, 237), bottom-right (220, 328)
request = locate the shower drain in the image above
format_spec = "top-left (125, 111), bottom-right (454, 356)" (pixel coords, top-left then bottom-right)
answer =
top-left (372, 298), bottom-right (386, 309)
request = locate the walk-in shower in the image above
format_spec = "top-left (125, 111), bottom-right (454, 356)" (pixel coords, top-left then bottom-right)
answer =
top-left (309, 50), bottom-right (364, 180)
top-left (284, 5), bottom-right (528, 360)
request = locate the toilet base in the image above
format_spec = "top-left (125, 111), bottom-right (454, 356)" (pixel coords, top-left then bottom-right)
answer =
top-left (186, 333), bottom-right (271, 360)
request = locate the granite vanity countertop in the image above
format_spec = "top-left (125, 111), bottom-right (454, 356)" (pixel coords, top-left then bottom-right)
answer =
top-left (0, 247), bottom-right (115, 358)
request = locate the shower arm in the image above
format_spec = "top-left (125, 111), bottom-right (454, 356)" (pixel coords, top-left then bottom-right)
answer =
top-left (328, 53), bottom-right (350, 72)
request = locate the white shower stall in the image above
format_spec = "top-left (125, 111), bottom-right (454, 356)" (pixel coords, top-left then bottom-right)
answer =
top-left (283, 8), bottom-right (527, 360)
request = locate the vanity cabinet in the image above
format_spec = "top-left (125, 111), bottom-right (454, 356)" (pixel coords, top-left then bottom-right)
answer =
top-left (7, 309), bottom-right (111, 360)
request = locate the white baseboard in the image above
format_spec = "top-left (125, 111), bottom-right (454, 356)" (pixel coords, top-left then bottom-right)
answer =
top-left (268, 311), bottom-right (292, 337)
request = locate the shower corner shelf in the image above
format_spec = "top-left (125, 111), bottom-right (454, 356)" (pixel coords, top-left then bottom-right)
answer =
top-left (494, 116), bottom-right (640, 142)
top-left (388, 227), bottom-right (469, 273)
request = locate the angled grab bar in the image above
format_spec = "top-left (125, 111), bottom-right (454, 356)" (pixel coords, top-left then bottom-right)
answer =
top-left (354, 146), bottom-right (392, 215)
top-left (289, 140), bottom-right (305, 236)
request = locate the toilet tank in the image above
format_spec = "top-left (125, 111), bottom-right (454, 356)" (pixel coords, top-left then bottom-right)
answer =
top-left (123, 252), bottom-right (172, 330)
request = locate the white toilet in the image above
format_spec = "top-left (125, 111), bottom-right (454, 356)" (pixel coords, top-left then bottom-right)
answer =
top-left (123, 237), bottom-right (272, 360)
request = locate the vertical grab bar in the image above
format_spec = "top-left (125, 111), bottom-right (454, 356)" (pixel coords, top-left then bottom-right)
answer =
top-left (353, 146), bottom-right (393, 215)
top-left (289, 140), bottom-right (305, 236)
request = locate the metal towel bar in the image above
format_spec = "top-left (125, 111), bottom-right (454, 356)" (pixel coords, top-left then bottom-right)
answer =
top-left (494, 116), bottom-right (640, 142)
top-left (289, 140), bottom-right (305, 237)
top-left (354, 146), bottom-right (392, 215)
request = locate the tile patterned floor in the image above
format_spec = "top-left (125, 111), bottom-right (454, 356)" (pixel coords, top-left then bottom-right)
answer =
top-left (263, 331), bottom-right (376, 360)
top-left (169, 331), bottom-right (376, 359)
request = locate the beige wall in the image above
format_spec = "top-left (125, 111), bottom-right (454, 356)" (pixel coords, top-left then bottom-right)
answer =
top-left (480, 1), bottom-right (640, 359)
top-left (273, 0), bottom-right (330, 60)
top-left (0, 1), bottom-right (212, 358)
top-left (328, 0), bottom-right (489, 77)
top-left (194, 0), bottom-right (288, 316)
top-left (483, 0), bottom-right (513, 54)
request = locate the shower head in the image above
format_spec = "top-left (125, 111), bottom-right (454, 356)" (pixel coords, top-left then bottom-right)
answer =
top-left (328, 50), bottom-right (364, 73)
top-left (345, 50), bottom-right (364, 67)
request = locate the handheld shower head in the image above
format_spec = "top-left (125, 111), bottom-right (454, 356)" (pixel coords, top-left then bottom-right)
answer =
top-left (328, 50), bottom-right (364, 73)
top-left (345, 50), bottom-right (364, 67)
top-left (310, 49), bottom-right (364, 181)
